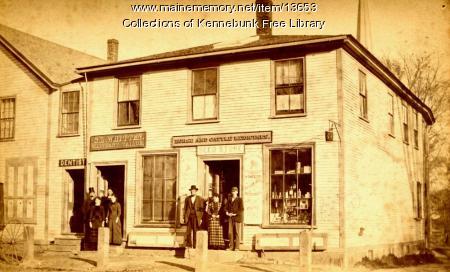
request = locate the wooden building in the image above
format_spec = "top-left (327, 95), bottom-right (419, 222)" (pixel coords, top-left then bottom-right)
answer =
top-left (0, 6), bottom-right (434, 264)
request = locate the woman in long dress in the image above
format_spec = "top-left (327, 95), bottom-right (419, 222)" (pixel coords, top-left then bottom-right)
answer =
top-left (107, 194), bottom-right (122, 245)
top-left (89, 197), bottom-right (105, 250)
top-left (206, 193), bottom-right (225, 249)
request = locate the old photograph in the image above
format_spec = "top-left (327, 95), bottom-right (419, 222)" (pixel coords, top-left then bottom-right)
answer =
top-left (0, 0), bottom-right (449, 271)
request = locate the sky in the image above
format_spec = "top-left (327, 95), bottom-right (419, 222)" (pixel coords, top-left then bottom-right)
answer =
top-left (0, 0), bottom-right (448, 72)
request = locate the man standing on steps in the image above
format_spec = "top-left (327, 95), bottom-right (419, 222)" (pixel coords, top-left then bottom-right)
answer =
top-left (225, 186), bottom-right (244, 251)
top-left (184, 185), bottom-right (204, 248)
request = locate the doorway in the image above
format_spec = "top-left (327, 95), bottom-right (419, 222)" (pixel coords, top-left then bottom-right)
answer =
top-left (203, 160), bottom-right (240, 201)
top-left (95, 165), bottom-right (125, 238)
top-left (63, 169), bottom-right (85, 234)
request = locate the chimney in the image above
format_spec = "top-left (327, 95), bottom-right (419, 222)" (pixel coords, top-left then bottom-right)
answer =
top-left (357, 0), bottom-right (372, 50)
top-left (107, 39), bottom-right (119, 62)
top-left (256, 0), bottom-right (273, 37)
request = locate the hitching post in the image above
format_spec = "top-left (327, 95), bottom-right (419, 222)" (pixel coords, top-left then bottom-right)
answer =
top-left (299, 231), bottom-right (312, 272)
top-left (23, 226), bottom-right (35, 262)
top-left (195, 230), bottom-right (208, 272)
top-left (97, 227), bottom-right (110, 268)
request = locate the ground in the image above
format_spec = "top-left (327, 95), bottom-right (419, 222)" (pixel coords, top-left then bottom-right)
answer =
top-left (0, 249), bottom-right (449, 272)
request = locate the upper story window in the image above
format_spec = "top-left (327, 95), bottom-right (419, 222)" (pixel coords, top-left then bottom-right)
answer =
top-left (191, 68), bottom-right (218, 121)
top-left (0, 97), bottom-right (15, 140)
top-left (413, 111), bottom-right (419, 149)
top-left (118, 77), bottom-right (140, 126)
top-left (359, 71), bottom-right (368, 119)
top-left (388, 93), bottom-right (395, 136)
top-left (402, 103), bottom-right (409, 143)
top-left (274, 58), bottom-right (305, 115)
top-left (416, 181), bottom-right (422, 219)
top-left (60, 90), bottom-right (80, 135)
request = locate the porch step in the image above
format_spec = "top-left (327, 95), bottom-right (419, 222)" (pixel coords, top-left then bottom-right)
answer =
top-left (48, 244), bottom-right (80, 252)
top-left (51, 235), bottom-right (83, 252)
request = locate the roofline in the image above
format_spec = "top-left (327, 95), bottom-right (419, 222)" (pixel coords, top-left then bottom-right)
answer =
top-left (0, 35), bottom-right (59, 91)
top-left (76, 35), bottom-right (348, 73)
top-left (343, 36), bottom-right (435, 124)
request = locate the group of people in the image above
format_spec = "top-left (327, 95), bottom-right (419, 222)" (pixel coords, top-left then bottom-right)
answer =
top-left (82, 187), bottom-right (122, 250)
top-left (184, 185), bottom-right (244, 251)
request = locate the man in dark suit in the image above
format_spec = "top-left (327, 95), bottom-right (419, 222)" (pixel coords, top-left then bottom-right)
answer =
top-left (225, 186), bottom-right (244, 251)
top-left (184, 185), bottom-right (204, 248)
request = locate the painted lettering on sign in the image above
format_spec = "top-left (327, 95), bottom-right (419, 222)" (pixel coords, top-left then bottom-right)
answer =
top-left (90, 132), bottom-right (146, 151)
top-left (172, 131), bottom-right (272, 147)
top-left (58, 158), bottom-right (86, 167)
top-left (197, 144), bottom-right (245, 155)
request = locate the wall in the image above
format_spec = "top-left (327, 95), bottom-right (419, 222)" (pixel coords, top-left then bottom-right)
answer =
top-left (341, 49), bottom-right (425, 255)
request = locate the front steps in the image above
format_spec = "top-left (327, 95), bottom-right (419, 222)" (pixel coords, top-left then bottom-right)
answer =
top-left (49, 234), bottom-right (83, 252)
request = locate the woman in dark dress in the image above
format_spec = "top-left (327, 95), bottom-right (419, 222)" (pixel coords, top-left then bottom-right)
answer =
top-left (206, 193), bottom-right (225, 249)
top-left (107, 194), bottom-right (122, 245)
top-left (89, 197), bottom-right (105, 250)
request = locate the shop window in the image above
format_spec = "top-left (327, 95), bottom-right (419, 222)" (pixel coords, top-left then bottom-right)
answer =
top-left (5, 161), bottom-right (36, 223)
top-left (142, 153), bottom-right (177, 224)
top-left (191, 68), bottom-right (218, 121)
top-left (413, 111), bottom-right (419, 149)
top-left (416, 181), bottom-right (422, 219)
top-left (402, 103), bottom-right (409, 143)
top-left (60, 90), bottom-right (80, 135)
top-left (117, 77), bottom-right (140, 126)
top-left (388, 93), bottom-right (394, 136)
top-left (269, 147), bottom-right (313, 225)
top-left (274, 58), bottom-right (305, 115)
top-left (0, 97), bottom-right (15, 140)
top-left (359, 71), bottom-right (368, 119)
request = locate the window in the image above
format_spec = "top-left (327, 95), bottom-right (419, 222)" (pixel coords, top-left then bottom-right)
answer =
top-left (118, 77), bottom-right (140, 126)
top-left (359, 71), bottom-right (368, 119)
top-left (5, 160), bottom-right (37, 223)
top-left (191, 68), bottom-right (218, 121)
top-left (416, 182), bottom-right (422, 218)
top-left (274, 58), bottom-right (305, 115)
top-left (269, 147), bottom-right (313, 225)
top-left (402, 103), bottom-right (409, 143)
top-left (388, 93), bottom-right (394, 136)
top-left (142, 153), bottom-right (177, 224)
top-left (0, 97), bottom-right (15, 140)
top-left (60, 91), bottom-right (80, 135)
top-left (413, 111), bottom-right (419, 149)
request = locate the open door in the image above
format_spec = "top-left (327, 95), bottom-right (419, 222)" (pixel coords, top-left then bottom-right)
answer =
top-left (63, 169), bottom-right (85, 234)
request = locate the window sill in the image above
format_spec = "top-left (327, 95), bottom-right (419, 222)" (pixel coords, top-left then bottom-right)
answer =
top-left (403, 141), bottom-right (410, 145)
top-left (0, 138), bottom-right (15, 142)
top-left (134, 223), bottom-right (176, 228)
top-left (112, 125), bottom-right (142, 130)
top-left (57, 134), bottom-right (80, 138)
top-left (388, 133), bottom-right (395, 139)
top-left (186, 119), bottom-right (220, 125)
top-left (414, 217), bottom-right (423, 221)
top-left (269, 113), bottom-right (306, 119)
top-left (359, 116), bottom-right (369, 123)
top-left (414, 146), bottom-right (419, 150)
top-left (261, 224), bottom-right (316, 229)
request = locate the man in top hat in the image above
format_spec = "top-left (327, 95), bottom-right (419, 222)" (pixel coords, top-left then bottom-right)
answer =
top-left (184, 185), bottom-right (204, 248)
top-left (225, 186), bottom-right (244, 251)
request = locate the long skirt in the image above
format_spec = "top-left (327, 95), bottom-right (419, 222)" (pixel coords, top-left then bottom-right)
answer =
top-left (108, 218), bottom-right (122, 245)
top-left (208, 218), bottom-right (225, 248)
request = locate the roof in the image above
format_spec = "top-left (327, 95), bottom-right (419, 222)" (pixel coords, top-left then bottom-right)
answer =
top-left (76, 34), bottom-right (435, 125)
top-left (0, 24), bottom-right (105, 88)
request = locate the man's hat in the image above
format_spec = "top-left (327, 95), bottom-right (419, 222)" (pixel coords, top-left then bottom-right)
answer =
top-left (189, 185), bottom-right (199, 191)
top-left (231, 186), bottom-right (238, 192)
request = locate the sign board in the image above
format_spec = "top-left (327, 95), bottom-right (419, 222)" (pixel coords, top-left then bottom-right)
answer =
top-left (59, 158), bottom-right (86, 167)
top-left (172, 131), bottom-right (272, 147)
top-left (197, 144), bottom-right (245, 155)
top-left (90, 132), bottom-right (146, 151)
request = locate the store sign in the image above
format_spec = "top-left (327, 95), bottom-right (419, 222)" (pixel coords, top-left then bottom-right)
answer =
top-left (172, 131), bottom-right (272, 147)
top-left (59, 158), bottom-right (86, 167)
top-left (90, 132), bottom-right (146, 151)
top-left (197, 144), bottom-right (245, 155)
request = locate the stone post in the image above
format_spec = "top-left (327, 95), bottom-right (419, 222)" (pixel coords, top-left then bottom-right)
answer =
top-left (23, 226), bottom-right (34, 262)
top-left (195, 230), bottom-right (208, 272)
top-left (299, 231), bottom-right (312, 272)
top-left (97, 227), bottom-right (110, 268)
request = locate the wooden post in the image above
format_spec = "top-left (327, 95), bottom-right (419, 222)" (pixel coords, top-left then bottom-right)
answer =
top-left (195, 230), bottom-right (208, 272)
top-left (97, 227), bottom-right (109, 268)
top-left (23, 226), bottom-right (34, 262)
top-left (299, 231), bottom-right (312, 272)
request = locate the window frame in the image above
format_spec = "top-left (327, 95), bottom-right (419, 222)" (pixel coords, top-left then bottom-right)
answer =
top-left (402, 102), bottom-right (409, 144)
top-left (0, 96), bottom-right (16, 141)
top-left (188, 67), bottom-right (219, 123)
top-left (263, 143), bottom-right (315, 229)
top-left (136, 150), bottom-right (179, 227)
top-left (413, 110), bottom-right (419, 149)
top-left (271, 57), bottom-right (307, 118)
top-left (388, 93), bottom-right (395, 137)
top-left (359, 70), bottom-right (368, 120)
top-left (416, 181), bottom-right (423, 219)
top-left (116, 76), bottom-right (142, 128)
top-left (59, 90), bottom-right (81, 136)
